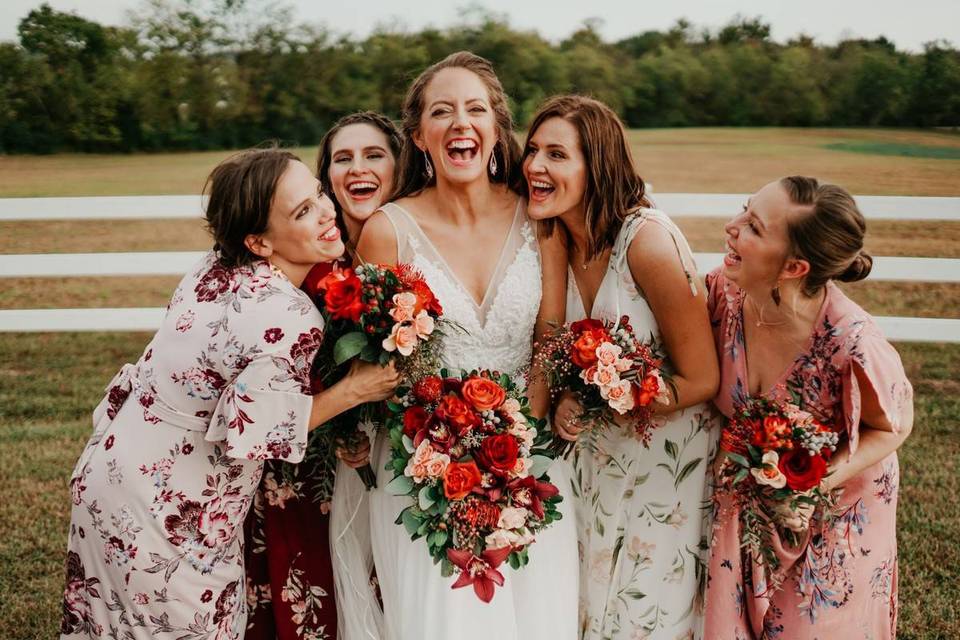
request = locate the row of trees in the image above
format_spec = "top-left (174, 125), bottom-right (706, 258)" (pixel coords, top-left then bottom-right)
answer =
top-left (1, 1), bottom-right (959, 153)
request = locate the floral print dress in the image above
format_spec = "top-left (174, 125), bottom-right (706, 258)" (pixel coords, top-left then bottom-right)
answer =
top-left (61, 251), bottom-right (323, 639)
top-left (703, 269), bottom-right (913, 640)
top-left (567, 209), bottom-right (716, 640)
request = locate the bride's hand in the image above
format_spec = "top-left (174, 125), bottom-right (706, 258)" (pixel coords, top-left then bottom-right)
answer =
top-left (335, 432), bottom-right (372, 469)
top-left (553, 390), bottom-right (587, 442)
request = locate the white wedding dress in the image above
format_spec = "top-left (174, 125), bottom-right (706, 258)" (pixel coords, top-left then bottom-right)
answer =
top-left (332, 200), bottom-right (579, 640)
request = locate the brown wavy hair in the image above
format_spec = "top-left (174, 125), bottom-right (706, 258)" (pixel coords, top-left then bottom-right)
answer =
top-left (523, 95), bottom-right (651, 259)
top-left (315, 111), bottom-right (402, 243)
top-left (392, 51), bottom-right (523, 199)
top-left (780, 176), bottom-right (872, 296)
top-left (203, 147), bottom-right (299, 268)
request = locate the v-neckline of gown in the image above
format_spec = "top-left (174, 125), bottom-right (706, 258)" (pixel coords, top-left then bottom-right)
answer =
top-left (391, 200), bottom-right (523, 311)
top-left (738, 284), bottom-right (831, 398)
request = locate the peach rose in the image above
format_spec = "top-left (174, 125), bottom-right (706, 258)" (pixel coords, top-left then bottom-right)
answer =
top-left (383, 323), bottom-right (418, 356)
top-left (596, 342), bottom-right (623, 367)
top-left (389, 291), bottom-right (418, 323)
top-left (497, 506), bottom-right (528, 530)
top-left (425, 452), bottom-right (451, 479)
top-left (412, 310), bottom-right (435, 338)
top-left (604, 380), bottom-right (636, 414)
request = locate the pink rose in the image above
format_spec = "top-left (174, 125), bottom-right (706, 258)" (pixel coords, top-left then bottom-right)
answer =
top-left (389, 291), bottom-right (417, 323)
top-left (412, 310), bottom-right (435, 338)
top-left (604, 380), bottom-right (636, 414)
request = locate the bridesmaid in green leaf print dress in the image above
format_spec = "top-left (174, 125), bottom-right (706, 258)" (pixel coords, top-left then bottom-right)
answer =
top-left (703, 177), bottom-right (914, 639)
top-left (523, 95), bottom-right (720, 639)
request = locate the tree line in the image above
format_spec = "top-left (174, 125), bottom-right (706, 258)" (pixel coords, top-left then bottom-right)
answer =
top-left (1, 1), bottom-right (958, 153)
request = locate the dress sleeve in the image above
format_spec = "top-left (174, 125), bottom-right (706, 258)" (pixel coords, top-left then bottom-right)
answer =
top-left (705, 267), bottom-right (728, 324)
top-left (206, 308), bottom-right (324, 463)
top-left (841, 325), bottom-right (913, 456)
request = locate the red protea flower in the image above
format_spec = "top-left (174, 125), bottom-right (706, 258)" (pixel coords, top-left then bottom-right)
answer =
top-left (447, 546), bottom-right (512, 602)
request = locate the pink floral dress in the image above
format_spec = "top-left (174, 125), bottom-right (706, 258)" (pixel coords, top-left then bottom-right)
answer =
top-left (61, 251), bottom-right (323, 639)
top-left (703, 269), bottom-right (913, 640)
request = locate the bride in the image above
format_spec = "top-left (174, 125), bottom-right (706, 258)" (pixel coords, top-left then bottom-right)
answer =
top-left (338, 52), bottom-right (578, 639)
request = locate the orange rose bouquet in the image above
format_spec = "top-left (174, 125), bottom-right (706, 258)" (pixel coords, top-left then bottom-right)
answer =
top-left (308, 263), bottom-right (449, 488)
top-left (536, 316), bottom-right (673, 455)
top-left (717, 386), bottom-right (840, 585)
top-left (383, 369), bottom-right (562, 602)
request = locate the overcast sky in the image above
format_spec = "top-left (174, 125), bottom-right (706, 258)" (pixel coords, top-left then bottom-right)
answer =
top-left (2, 0), bottom-right (958, 52)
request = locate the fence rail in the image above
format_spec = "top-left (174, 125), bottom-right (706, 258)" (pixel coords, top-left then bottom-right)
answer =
top-left (2, 194), bottom-right (957, 342)
top-left (3, 193), bottom-right (959, 221)
top-left (2, 251), bottom-right (959, 283)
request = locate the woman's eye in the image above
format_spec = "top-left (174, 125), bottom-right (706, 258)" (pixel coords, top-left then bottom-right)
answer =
top-left (550, 151), bottom-right (565, 160)
top-left (334, 156), bottom-right (350, 164)
top-left (367, 153), bottom-right (385, 160)
top-left (431, 109), bottom-right (449, 117)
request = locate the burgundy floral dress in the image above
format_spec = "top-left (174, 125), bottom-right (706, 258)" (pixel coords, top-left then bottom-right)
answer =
top-left (703, 269), bottom-right (913, 640)
top-left (62, 251), bottom-right (323, 639)
top-left (243, 260), bottom-right (342, 640)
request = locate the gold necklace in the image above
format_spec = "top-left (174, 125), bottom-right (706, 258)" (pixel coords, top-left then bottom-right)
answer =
top-left (746, 295), bottom-right (788, 328)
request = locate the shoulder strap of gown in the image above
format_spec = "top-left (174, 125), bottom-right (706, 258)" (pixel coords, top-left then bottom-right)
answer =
top-left (613, 208), bottom-right (699, 297)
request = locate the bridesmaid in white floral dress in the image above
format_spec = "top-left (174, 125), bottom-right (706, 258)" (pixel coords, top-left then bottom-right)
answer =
top-left (60, 150), bottom-right (399, 639)
top-left (522, 96), bottom-right (720, 639)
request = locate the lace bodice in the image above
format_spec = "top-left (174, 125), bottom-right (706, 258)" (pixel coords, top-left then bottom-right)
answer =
top-left (379, 201), bottom-right (542, 378)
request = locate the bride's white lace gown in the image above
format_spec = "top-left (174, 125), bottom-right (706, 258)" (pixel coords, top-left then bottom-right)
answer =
top-left (362, 200), bottom-right (579, 640)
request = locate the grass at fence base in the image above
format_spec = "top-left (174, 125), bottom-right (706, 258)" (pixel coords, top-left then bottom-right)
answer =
top-left (0, 333), bottom-right (958, 639)
top-left (824, 141), bottom-right (960, 160)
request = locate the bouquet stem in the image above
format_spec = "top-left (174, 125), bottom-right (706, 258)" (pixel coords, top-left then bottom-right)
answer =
top-left (356, 463), bottom-right (377, 490)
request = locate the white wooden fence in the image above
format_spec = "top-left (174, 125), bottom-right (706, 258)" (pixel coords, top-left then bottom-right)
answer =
top-left (2, 194), bottom-right (958, 342)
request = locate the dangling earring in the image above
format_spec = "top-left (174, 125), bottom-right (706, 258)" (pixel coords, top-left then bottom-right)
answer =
top-left (489, 149), bottom-right (498, 176)
top-left (771, 281), bottom-right (782, 306)
top-left (423, 151), bottom-right (434, 180)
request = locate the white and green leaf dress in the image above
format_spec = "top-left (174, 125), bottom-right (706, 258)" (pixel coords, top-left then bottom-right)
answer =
top-left (566, 209), bottom-right (717, 640)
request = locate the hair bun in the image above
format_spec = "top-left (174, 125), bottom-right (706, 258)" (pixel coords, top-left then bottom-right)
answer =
top-left (837, 251), bottom-right (873, 283)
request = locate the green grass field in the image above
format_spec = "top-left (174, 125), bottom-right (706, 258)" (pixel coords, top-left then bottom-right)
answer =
top-left (1, 127), bottom-right (958, 639)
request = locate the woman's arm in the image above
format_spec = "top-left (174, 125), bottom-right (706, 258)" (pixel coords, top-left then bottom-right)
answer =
top-left (308, 360), bottom-right (400, 430)
top-left (356, 209), bottom-right (399, 266)
top-left (627, 223), bottom-right (720, 412)
top-left (528, 227), bottom-right (568, 419)
top-left (822, 363), bottom-right (914, 491)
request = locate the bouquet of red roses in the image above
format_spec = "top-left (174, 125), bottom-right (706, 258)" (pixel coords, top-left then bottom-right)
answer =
top-left (383, 370), bottom-right (562, 602)
top-left (308, 262), bottom-right (447, 488)
top-left (717, 389), bottom-right (840, 582)
top-left (537, 316), bottom-right (672, 453)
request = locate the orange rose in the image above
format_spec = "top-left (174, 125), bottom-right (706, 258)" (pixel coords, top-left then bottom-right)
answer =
top-left (569, 319), bottom-right (611, 369)
top-left (443, 461), bottom-right (482, 499)
top-left (461, 376), bottom-right (507, 411)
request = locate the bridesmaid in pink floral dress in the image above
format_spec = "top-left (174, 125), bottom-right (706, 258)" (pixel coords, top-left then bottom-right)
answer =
top-left (60, 149), bottom-right (399, 639)
top-left (703, 176), bottom-right (914, 639)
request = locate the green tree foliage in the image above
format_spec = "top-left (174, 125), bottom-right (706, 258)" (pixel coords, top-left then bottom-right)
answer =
top-left (0, 5), bottom-right (956, 153)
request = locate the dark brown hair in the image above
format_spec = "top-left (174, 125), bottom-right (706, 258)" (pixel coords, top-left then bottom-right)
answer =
top-left (523, 95), bottom-right (651, 259)
top-left (315, 111), bottom-right (402, 244)
top-left (780, 175), bottom-right (872, 296)
top-left (392, 51), bottom-right (523, 199)
top-left (203, 147), bottom-right (299, 267)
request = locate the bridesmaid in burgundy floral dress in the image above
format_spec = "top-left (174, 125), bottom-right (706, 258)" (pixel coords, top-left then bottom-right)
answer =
top-left (703, 176), bottom-right (914, 639)
top-left (244, 112), bottom-right (401, 640)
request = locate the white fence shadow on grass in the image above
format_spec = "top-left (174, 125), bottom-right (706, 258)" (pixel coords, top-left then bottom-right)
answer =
top-left (1, 194), bottom-right (958, 342)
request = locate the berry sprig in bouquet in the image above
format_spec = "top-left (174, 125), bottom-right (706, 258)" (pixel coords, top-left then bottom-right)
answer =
top-left (307, 263), bottom-right (448, 488)
top-left (536, 317), bottom-right (672, 454)
top-left (717, 389), bottom-right (840, 585)
top-left (383, 370), bottom-right (562, 602)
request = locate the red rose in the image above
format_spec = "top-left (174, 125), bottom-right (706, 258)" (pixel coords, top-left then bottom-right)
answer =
top-left (778, 449), bottom-right (828, 491)
top-left (410, 279), bottom-right (443, 316)
top-left (301, 262), bottom-right (334, 299)
top-left (321, 271), bottom-right (366, 322)
top-left (461, 376), bottom-right (507, 411)
top-left (569, 319), bottom-right (611, 369)
top-left (413, 376), bottom-right (444, 404)
top-left (475, 434), bottom-right (519, 477)
top-left (443, 461), bottom-right (482, 499)
top-left (435, 395), bottom-right (480, 435)
top-left (402, 406), bottom-right (429, 438)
